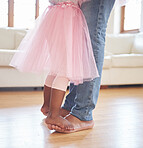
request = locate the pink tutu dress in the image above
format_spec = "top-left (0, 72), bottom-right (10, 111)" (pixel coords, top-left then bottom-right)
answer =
top-left (9, 0), bottom-right (100, 85)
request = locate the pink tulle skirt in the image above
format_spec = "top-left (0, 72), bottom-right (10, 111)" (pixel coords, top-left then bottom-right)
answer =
top-left (9, 1), bottom-right (100, 85)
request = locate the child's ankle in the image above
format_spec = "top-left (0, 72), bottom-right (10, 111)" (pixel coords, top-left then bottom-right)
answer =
top-left (48, 111), bottom-right (60, 118)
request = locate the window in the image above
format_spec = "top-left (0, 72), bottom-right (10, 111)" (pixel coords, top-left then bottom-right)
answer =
top-left (14, 0), bottom-right (35, 29)
top-left (0, 0), bottom-right (51, 28)
top-left (121, 0), bottom-right (142, 33)
top-left (0, 0), bottom-right (8, 27)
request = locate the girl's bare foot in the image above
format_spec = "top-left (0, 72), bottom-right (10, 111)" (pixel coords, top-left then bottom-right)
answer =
top-left (45, 113), bottom-right (74, 131)
top-left (40, 85), bottom-right (70, 117)
top-left (41, 107), bottom-right (70, 117)
top-left (40, 104), bottom-right (50, 116)
top-left (44, 86), bottom-right (72, 131)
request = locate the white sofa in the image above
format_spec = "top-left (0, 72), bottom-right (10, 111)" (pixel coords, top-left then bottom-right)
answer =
top-left (102, 33), bottom-right (143, 85)
top-left (0, 27), bottom-right (143, 87)
top-left (0, 27), bottom-right (45, 87)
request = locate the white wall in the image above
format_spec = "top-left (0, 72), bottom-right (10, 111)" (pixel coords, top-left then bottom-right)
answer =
top-left (106, 8), bottom-right (115, 34)
top-left (106, 7), bottom-right (121, 34)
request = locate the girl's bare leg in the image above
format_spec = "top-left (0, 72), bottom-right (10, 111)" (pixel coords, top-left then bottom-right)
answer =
top-left (45, 76), bottom-right (74, 131)
top-left (41, 75), bottom-right (70, 117)
top-left (41, 75), bottom-right (55, 116)
top-left (41, 85), bottom-right (52, 116)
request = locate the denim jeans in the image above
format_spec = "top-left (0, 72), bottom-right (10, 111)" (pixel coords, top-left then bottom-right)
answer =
top-left (62, 0), bottom-right (116, 121)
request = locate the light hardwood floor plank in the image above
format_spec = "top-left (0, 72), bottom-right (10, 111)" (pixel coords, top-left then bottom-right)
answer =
top-left (0, 87), bottom-right (143, 148)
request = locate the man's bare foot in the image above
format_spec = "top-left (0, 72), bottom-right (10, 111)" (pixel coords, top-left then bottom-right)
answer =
top-left (44, 113), bottom-right (74, 131)
top-left (52, 114), bottom-right (94, 133)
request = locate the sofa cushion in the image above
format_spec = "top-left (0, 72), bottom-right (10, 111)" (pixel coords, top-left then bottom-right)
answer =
top-left (0, 49), bottom-right (17, 66)
top-left (15, 32), bottom-right (26, 49)
top-left (0, 28), bottom-right (15, 49)
top-left (104, 50), bottom-right (113, 56)
top-left (0, 27), bottom-right (28, 50)
top-left (105, 34), bottom-right (135, 54)
top-left (111, 54), bottom-right (143, 67)
top-left (103, 56), bottom-right (112, 69)
top-left (131, 33), bottom-right (143, 54)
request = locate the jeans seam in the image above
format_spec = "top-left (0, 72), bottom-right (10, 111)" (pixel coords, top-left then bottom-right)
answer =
top-left (85, 83), bottom-right (93, 114)
top-left (95, 0), bottom-right (105, 43)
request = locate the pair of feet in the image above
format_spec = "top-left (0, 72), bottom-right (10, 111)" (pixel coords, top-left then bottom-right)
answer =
top-left (41, 85), bottom-right (94, 133)
top-left (41, 105), bottom-right (94, 133)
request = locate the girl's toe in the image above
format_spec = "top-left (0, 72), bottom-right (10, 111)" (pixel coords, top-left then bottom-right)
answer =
top-left (47, 124), bottom-right (53, 130)
top-left (52, 124), bottom-right (56, 130)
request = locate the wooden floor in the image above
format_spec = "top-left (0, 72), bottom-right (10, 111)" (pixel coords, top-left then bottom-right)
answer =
top-left (0, 86), bottom-right (143, 148)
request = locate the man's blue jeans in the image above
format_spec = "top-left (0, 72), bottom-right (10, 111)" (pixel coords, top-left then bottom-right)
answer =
top-left (62, 0), bottom-right (116, 121)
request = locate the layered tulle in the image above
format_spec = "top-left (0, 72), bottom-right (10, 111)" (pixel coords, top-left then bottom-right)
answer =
top-left (9, 1), bottom-right (100, 85)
